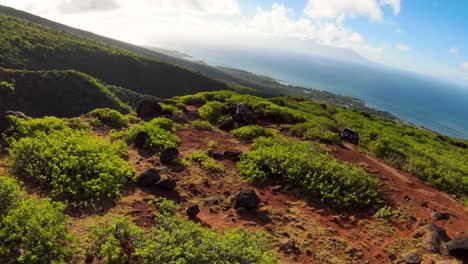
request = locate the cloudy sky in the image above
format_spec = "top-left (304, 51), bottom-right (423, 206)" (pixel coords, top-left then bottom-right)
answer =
top-left (1, 0), bottom-right (467, 83)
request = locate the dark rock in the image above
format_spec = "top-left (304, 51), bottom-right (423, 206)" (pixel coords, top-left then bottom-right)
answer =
top-left (159, 147), bottom-right (179, 163)
top-left (429, 209), bottom-right (450, 221)
top-left (404, 252), bottom-right (421, 264)
top-left (446, 237), bottom-right (468, 260)
top-left (223, 150), bottom-right (242, 161)
top-left (136, 169), bottom-right (160, 187)
top-left (186, 204), bottom-right (200, 218)
top-left (134, 131), bottom-right (150, 148)
top-left (233, 189), bottom-right (260, 210)
top-left (232, 103), bottom-right (256, 125)
top-left (219, 119), bottom-right (236, 131)
top-left (279, 239), bottom-right (301, 255)
top-left (157, 178), bottom-right (176, 190)
top-left (207, 149), bottom-right (224, 160)
top-left (0, 111), bottom-right (27, 136)
top-left (136, 100), bottom-right (162, 121)
top-left (414, 223), bottom-right (450, 253)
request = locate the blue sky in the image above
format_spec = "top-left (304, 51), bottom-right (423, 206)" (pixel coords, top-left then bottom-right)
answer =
top-left (1, 0), bottom-right (467, 84)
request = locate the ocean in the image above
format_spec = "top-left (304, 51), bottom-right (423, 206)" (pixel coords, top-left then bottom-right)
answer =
top-left (181, 47), bottom-right (468, 139)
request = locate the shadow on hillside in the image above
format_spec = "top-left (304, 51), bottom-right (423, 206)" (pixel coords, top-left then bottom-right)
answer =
top-left (140, 185), bottom-right (181, 203)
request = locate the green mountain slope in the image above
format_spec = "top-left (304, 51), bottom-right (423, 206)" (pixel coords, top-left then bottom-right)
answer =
top-left (0, 9), bottom-right (228, 98)
top-left (0, 68), bottom-right (132, 117)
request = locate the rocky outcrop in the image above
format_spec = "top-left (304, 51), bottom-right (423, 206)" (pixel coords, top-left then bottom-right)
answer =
top-left (159, 147), bottom-right (179, 163)
top-left (414, 223), bottom-right (450, 253)
top-left (233, 189), bottom-right (260, 210)
top-left (136, 100), bottom-right (162, 121)
top-left (136, 169), bottom-right (160, 187)
top-left (0, 111), bottom-right (27, 136)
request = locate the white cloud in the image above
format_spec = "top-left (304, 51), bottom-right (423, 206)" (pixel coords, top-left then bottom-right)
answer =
top-left (396, 43), bottom-right (411, 51)
top-left (57, 0), bottom-right (119, 14)
top-left (461, 62), bottom-right (468, 72)
top-left (449, 47), bottom-right (460, 54)
top-left (303, 0), bottom-right (401, 21)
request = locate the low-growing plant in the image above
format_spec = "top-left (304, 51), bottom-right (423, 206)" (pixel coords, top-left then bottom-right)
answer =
top-left (237, 136), bottom-right (380, 208)
top-left (178, 94), bottom-right (207, 106)
top-left (0, 198), bottom-right (76, 263)
top-left (187, 151), bottom-right (224, 173)
top-left (0, 176), bottom-right (23, 218)
top-left (113, 117), bottom-right (180, 154)
top-left (207, 140), bottom-right (217, 148)
top-left (8, 130), bottom-right (134, 206)
top-left (86, 217), bottom-right (143, 264)
top-left (192, 120), bottom-right (213, 131)
top-left (160, 103), bottom-right (178, 115)
top-left (198, 101), bottom-right (225, 123)
top-left (134, 199), bottom-right (278, 264)
top-left (232, 125), bottom-right (274, 142)
top-left (89, 108), bottom-right (129, 128)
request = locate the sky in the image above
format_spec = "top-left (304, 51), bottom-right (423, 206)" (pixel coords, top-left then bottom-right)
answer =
top-left (1, 0), bottom-right (467, 84)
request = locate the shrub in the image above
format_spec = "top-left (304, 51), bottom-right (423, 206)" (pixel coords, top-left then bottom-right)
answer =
top-left (115, 118), bottom-right (180, 154)
top-left (134, 199), bottom-right (278, 264)
top-left (0, 198), bottom-right (76, 263)
top-left (179, 94), bottom-right (207, 106)
top-left (192, 120), bottom-right (213, 131)
top-left (86, 218), bottom-right (143, 264)
top-left (0, 176), bottom-right (23, 218)
top-left (232, 125), bottom-right (274, 142)
top-left (288, 121), bottom-right (342, 145)
top-left (5, 116), bottom-right (88, 140)
top-left (187, 151), bottom-right (224, 173)
top-left (160, 103), bottom-right (177, 115)
top-left (207, 140), bottom-right (217, 149)
top-left (237, 136), bottom-right (380, 208)
top-left (8, 130), bottom-right (134, 206)
top-left (90, 108), bottom-right (128, 128)
top-left (198, 101), bottom-right (225, 123)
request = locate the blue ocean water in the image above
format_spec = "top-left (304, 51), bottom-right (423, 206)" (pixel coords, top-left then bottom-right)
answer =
top-left (183, 47), bottom-right (468, 139)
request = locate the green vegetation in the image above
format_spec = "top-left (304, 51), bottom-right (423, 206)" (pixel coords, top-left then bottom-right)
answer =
top-left (237, 136), bottom-right (380, 208)
top-left (0, 68), bottom-right (132, 116)
top-left (134, 199), bottom-right (278, 264)
top-left (232, 125), bottom-right (274, 142)
top-left (0, 177), bottom-right (75, 263)
top-left (198, 101), bottom-right (225, 123)
top-left (192, 120), bottom-right (213, 131)
top-left (333, 109), bottom-right (468, 197)
top-left (207, 140), bottom-right (217, 149)
top-left (113, 117), bottom-right (180, 154)
top-left (287, 120), bottom-right (341, 145)
top-left (90, 108), bottom-right (129, 128)
top-left (7, 117), bottom-right (134, 206)
top-left (188, 151), bottom-right (224, 173)
top-left (86, 218), bottom-right (143, 264)
top-left (0, 12), bottom-right (227, 100)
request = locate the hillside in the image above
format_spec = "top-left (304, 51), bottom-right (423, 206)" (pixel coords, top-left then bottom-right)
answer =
top-left (0, 90), bottom-right (466, 263)
top-left (0, 68), bottom-right (133, 117)
top-left (0, 5), bottom-right (398, 121)
top-left (0, 8), bottom-right (228, 98)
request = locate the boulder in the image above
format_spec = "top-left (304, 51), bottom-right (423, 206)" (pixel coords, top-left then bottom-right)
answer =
top-left (0, 111), bottom-right (27, 135)
top-left (159, 147), bottom-right (179, 163)
top-left (157, 178), bottom-right (176, 190)
top-left (136, 100), bottom-right (162, 121)
top-left (234, 189), bottom-right (260, 210)
top-left (136, 169), bottom-right (160, 187)
top-left (402, 252), bottom-right (421, 264)
top-left (134, 131), bottom-right (150, 148)
top-left (429, 209), bottom-right (450, 221)
top-left (186, 204), bottom-right (200, 218)
top-left (207, 149), bottom-right (224, 160)
top-left (233, 104), bottom-right (256, 125)
top-left (223, 150), bottom-right (242, 162)
top-left (446, 237), bottom-right (468, 260)
top-left (219, 119), bottom-right (236, 131)
top-left (414, 223), bottom-right (450, 253)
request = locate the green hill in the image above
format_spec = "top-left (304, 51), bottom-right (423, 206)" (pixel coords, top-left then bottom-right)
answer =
top-left (0, 10), bottom-right (228, 99)
top-left (0, 68), bottom-right (132, 117)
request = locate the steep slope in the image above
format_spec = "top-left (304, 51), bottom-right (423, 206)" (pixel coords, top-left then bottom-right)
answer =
top-left (0, 68), bottom-right (132, 117)
top-left (0, 8), bottom-right (228, 99)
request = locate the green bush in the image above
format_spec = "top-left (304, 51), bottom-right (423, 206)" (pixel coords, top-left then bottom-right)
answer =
top-left (114, 117), bottom-right (180, 154)
top-left (4, 116), bottom-right (88, 140)
top-left (160, 103), bottom-right (178, 115)
top-left (86, 217), bottom-right (143, 264)
top-left (198, 101), bottom-right (225, 123)
top-left (0, 176), bottom-right (23, 218)
top-left (0, 198), bottom-right (76, 263)
top-left (237, 136), bottom-right (380, 208)
top-left (192, 120), bottom-right (213, 131)
top-left (187, 151), bottom-right (224, 173)
top-left (232, 125), bottom-right (274, 142)
top-left (8, 130), bottom-right (134, 206)
top-left (288, 121), bottom-right (341, 145)
top-left (179, 94), bottom-right (208, 106)
top-left (207, 140), bottom-right (217, 149)
top-left (90, 108), bottom-right (129, 128)
top-left (134, 199), bottom-right (278, 264)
